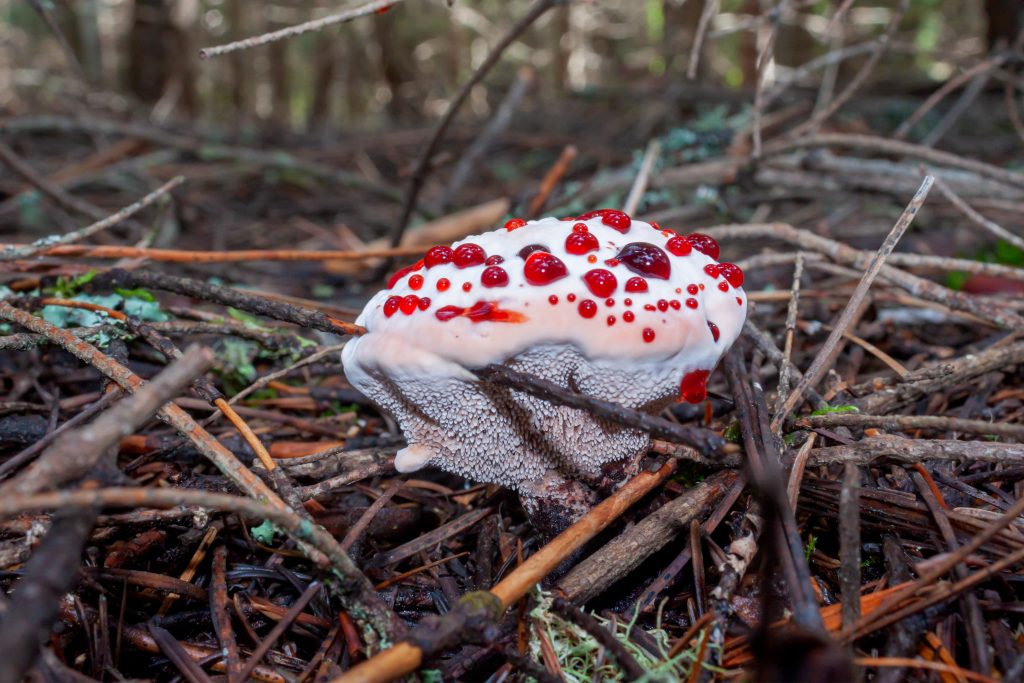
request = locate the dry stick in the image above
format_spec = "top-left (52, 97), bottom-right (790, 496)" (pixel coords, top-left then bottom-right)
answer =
top-left (921, 66), bottom-right (994, 148)
top-left (928, 169), bottom-right (1024, 252)
top-left (9, 243), bottom-right (425, 263)
top-left (838, 463), bottom-right (861, 630)
top-left (742, 249), bottom-right (1024, 283)
top-left (750, 0), bottom-right (784, 158)
top-left (771, 176), bottom-right (934, 431)
top-left (210, 546), bottom-right (242, 682)
top-left (797, 413), bottom-right (1024, 440)
top-left (622, 139), bottom-right (662, 215)
top-left (687, 0), bottom-right (718, 79)
top-left (775, 253), bottom-right (804, 418)
top-left (385, 0), bottom-right (564, 252)
top-left (333, 462), bottom-right (678, 683)
top-left (340, 479), bottom-right (403, 552)
top-left (0, 345), bottom-right (212, 496)
top-left (527, 145), bottom-right (578, 218)
top-left (0, 303), bottom-right (397, 639)
top-left (0, 176), bottom-right (184, 262)
top-left (199, 0), bottom-right (408, 58)
top-left (235, 581), bottom-right (321, 683)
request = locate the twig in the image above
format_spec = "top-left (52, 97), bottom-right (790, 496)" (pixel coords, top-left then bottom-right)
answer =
top-left (210, 546), bottom-right (242, 682)
top-left (928, 169), bottom-right (1024, 251)
top-left (807, 437), bottom-right (1024, 466)
top-left (1, 176), bottom-right (184, 262)
top-left (751, 1), bottom-right (785, 157)
top-left (797, 413), bottom-right (1024, 440)
top-left (687, 0), bottom-right (719, 79)
top-left (838, 463), bottom-right (861, 629)
top-left (341, 479), bottom-right (403, 552)
top-left (775, 253), bottom-right (804, 418)
top-left (6, 243), bottom-right (425, 263)
top-left (527, 145), bottom-right (578, 218)
top-left (772, 176), bottom-right (933, 430)
top-left (622, 139), bottom-right (662, 215)
top-left (199, 0), bottom-right (408, 59)
top-left (235, 581), bottom-right (321, 683)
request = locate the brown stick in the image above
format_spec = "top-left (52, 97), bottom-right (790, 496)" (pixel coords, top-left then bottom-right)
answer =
top-left (6, 243), bottom-right (425, 263)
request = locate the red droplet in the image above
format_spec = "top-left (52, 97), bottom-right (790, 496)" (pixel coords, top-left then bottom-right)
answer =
top-left (518, 244), bottom-right (549, 259)
top-left (601, 209), bottom-right (632, 233)
top-left (685, 233), bottom-right (720, 260)
top-left (717, 262), bottom-right (744, 288)
top-left (400, 295), bottom-right (419, 315)
top-left (565, 231), bottom-right (600, 255)
top-left (434, 301), bottom-right (527, 324)
top-left (587, 255), bottom-right (598, 263)
top-left (463, 282), bottom-right (472, 292)
top-left (650, 221), bottom-right (662, 231)
top-left (623, 311), bottom-right (635, 322)
top-left (657, 299), bottom-right (669, 312)
top-left (409, 274), bottom-right (424, 290)
top-left (669, 300), bottom-right (681, 310)
top-left (375, 3), bottom-right (393, 14)
top-left (624, 298), bottom-right (632, 306)
top-left (486, 254), bottom-right (505, 266)
top-left (505, 218), bottom-right (527, 231)
top-left (643, 328), bottom-right (656, 343)
top-left (687, 284), bottom-right (699, 295)
top-left (437, 278), bottom-right (450, 292)
top-left (607, 315), bottom-right (616, 326)
top-left (718, 281), bottom-right (730, 292)
top-left (616, 242), bottom-right (671, 280)
top-left (679, 370), bottom-right (710, 404)
top-left (582, 269), bottom-right (617, 298)
top-left (666, 236), bottom-right (693, 257)
top-left (454, 243), bottom-right (486, 268)
top-left (481, 266), bottom-right (509, 288)
top-left (418, 297), bottom-right (431, 311)
top-left (524, 252), bottom-right (569, 285)
top-left (383, 296), bottom-right (401, 317)
top-left (708, 322), bottom-right (720, 342)
top-left (575, 209), bottom-right (608, 220)
top-left (625, 277), bottom-right (648, 293)
top-left (644, 304), bottom-right (656, 311)
top-left (548, 295), bottom-right (559, 305)
top-left (704, 264), bottom-right (720, 279)
top-left (685, 298), bottom-right (698, 309)
top-left (605, 298), bottom-right (615, 307)
top-left (567, 293), bottom-right (577, 302)
top-left (387, 263), bottom-right (418, 288)
top-left (675, 288), bottom-right (682, 294)
top-left (572, 223), bottom-right (589, 234)
top-left (736, 296), bottom-right (743, 306)
top-left (435, 305), bottom-right (461, 321)
top-left (578, 299), bottom-right (597, 318)
top-left (425, 245), bottom-right (454, 268)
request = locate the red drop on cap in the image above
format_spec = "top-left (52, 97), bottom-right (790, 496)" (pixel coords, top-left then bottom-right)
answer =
top-left (435, 306), bottom-right (461, 321)
top-left (685, 298), bottom-right (698, 309)
top-left (708, 321), bottom-right (720, 342)
top-left (486, 255), bottom-right (505, 266)
top-left (418, 297), bottom-right (431, 311)
top-left (462, 282), bottom-right (472, 292)
top-left (424, 245), bottom-right (454, 268)
top-left (615, 242), bottom-right (671, 280)
top-left (400, 295), bottom-right (420, 315)
top-left (567, 293), bottom-right (577, 302)
top-left (717, 262), bottom-right (744, 288)
top-left (605, 298), bottom-right (615, 307)
top-left (624, 277), bottom-right (648, 293)
top-left (453, 243), bottom-right (486, 268)
top-left (607, 315), bottom-right (616, 326)
top-left (387, 263), bottom-right (418, 288)
top-left (670, 300), bottom-right (681, 310)
top-left (600, 209), bottom-right (632, 233)
top-left (434, 301), bottom-right (526, 324)
top-left (409, 274), bottom-right (424, 290)
top-left (736, 296), bottom-right (743, 306)
top-left (644, 304), bottom-right (656, 311)
top-left (565, 231), bottom-right (599, 255)
top-left (518, 244), bottom-right (549, 259)
top-left (505, 218), bottom-right (527, 231)
top-left (481, 266), bottom-right (509, 288)
top-left (666, 236), bottom-right (693, 257)
top-left (548, 295), bottom-right (559, 305)
top-left (524, 252), bottom-right (569, 285)
top-left (437, 278), bottom-right (450, 292)
top-left (624, 298), bottom-right (632, 306)
top-left (718, 281), bottom-right (730, 292)
top-left (704, 264), bottom-right (720, 279)
top-left (575, 209), bottom-right (608, 220)
top-left (687, 284), bottom-right (699, 295)
top-left (642, 327), bottom-right (656, 343)
top-left (623, 311), bottom-right (635, 322)
top-left (582, 269), bottom-right (617, 298)
top-left (679, 370), bottom-right (710, 404)
top-left (657, 299), bottom-right (668, 312)
top-left (685, 233), bottom-right (720, 260)
top-left (578, 299), bottom-right (597, 318)
top-left (383, 296), bottom-right (402, 317)
top-left (572, 223), bottom-right (589, 234)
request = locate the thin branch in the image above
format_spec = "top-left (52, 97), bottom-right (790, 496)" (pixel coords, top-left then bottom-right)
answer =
top-left (622, 139), bottom-right (662, 215)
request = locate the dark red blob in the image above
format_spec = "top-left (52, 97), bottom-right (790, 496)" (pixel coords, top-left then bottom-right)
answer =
top-left (453, 243), bottom-right (486, 268)
top-left (383, 296), bottom-right (402, 317)
top-left (481, 266), bottom-right (509, 288)
top-left (424, 245), bottom-right (454, 268)
top-left (565, 231), bottom-right (600, 255)
top-left (504, 218), bottom-right (527, 231)
top-left (567, 293), bottom-right (577, 302)
top-left (435, 306), bottom-right (461, 322)
top-left (462, 282), bottom-right (472, 292)
top-left (650, 221), bottom-right (662, 231)
top-left (643, 327), bottom-right (656, 343)
top-left (665, 236), bottom-right (693, 257)
top-left (708, 322), bottom-right (720, 342)
top-left (435, 301), bottom-right (527, 324)
top-left (485, 254), bottom-right (505, 266)
top-left (582, 269), bottom-right (617, 298)
top-left (705, 265), bottom-right (720, 279)
top-left (607, 315), bottom-right (616, 326)
top-left (644, 304), bottom-right (656, 311)
top-left (518, 244), bottom-right (550, 259)
top-left (408, 274), bottom-right (424, 290)
top-left (605, 258), bottom-right (620, 267)
top-left (624, 298), bottom-right (632, 306)
top-left (400, 295), bottom-right (420, 315)
top-left (548, 295), bottom-right (559, 305)
top-left (578, 299), bottom-right (597, 318)
top-left (575, 209), bottom-right (609, 221)
top-left (718, 281), bottom-right (730, 292)
top-left (606, 298), bottom-right (615, 307)
top-left (717, 262), bottom-right (744, 288)
top-left (623, 311), bottom-right (635, 323)
top-left (418, 297), bottom-right (431, 311)
top-left (685, 298), bottom-right (698, 309)
top-left (736, 296), bottom-right (743, 306)
top-left (669, 300), bottom-right (681, 310)
top-left (685, 233), bottom-right (720, 260)
top-left (657, 299), bottom-right (669, 312)
top-left (679, 370), bottom-right (710, 404)
top-left (437, 278), bottom-right (451, 292)
top-left (625, 277), bottom-right (648, 293)
top-left (572, 223), bottom-right (589, 234)
top-left (524, 252), bottom-right (569, 285)
top-left (600, 209), bottom-right (632, 233)
top-left (687, 284), bottom-right (699, 295)
top-left (615, 242), bottom-right (671, 280)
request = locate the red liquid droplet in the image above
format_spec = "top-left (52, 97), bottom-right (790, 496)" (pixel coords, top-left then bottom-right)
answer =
top-left (687, 284), bottom-right (699, 295)
top-left (572, 223), bottom-right (589, 234)
top-left (425, 245), bottom-right (454, 268)
top-left (601, 209), bottom-right (632, 233)
top-left (565, 231), bottom-right (599, 255)
top-left (524, 252), bottom-right (569, 285)
top-left (400, 295), bottom-right (419, 315)
top-left (463, 282), bottom-right (472, 292)
top-left (578, 299), bottom-right (597, 318)
top-left (717, 262), bottom-right (744, 288)
top-left (607, 315), bottom-right (616, 326)
top-left (481, 266), bottom-right (509, 288)
top-left (567, 293), bottom-right (577, 302)
top-left (486, 254), bottom-right (505, 266)
top-left (548, 295), bottom-right (559, 305)
top-left (644, 304), bottom-right (656, 311)
top-left (685, 233), bottom-right (720, 260)
top-left (623, 310), bottom-right (635, 322)
top-left (624, 298), bottom-right (632, 306)
top-left (650, 221), bottom-right (662, 231)
top-left (383, 296), bottom-right (401, 317)
top-left (675, 288), bottom-right (682, 294)
top-left (437, 278), bottom-right (450, 291)
top-left (575, 209), bottom-right (609, 220)
top-left (736, 296), bottom-right (743, 306)
top-left (708, 321), bottom-right (720, 342)
top-left (387, 263), bottom-right (418, 288)
top-left (587, 255), bottom-right (598, 263)
top-left (625, 277), bottom-right (648, 293)
top-left (669, 300), bottom-right (681, 310)
top-left (453, 243), bottom-right (486, 268)
top-left (643, 327), bottom-right (656, 342)
top-left (679, 370), bottom-right (710, 404)
top-left (605, 298), bottom-right (615, 307)
top-left (616, 242), bottom-right (671, 280)
top-left (418, 297), bottom-right (431, 311)
top-left (518, 244), bottom-right (549, 259)
top-left (408, 274), bottom-right (424, 290)
top-left (505, 218), bottom-right (527, 231)
top-left (582, 269), bottom-right (617, 298)
top-left (666, 236), bottom-right (693, 257)
top-left (718, 281), bottom-right (730, 292)
top-left (657, 299), bottom-right (668, 312)
top-left (435, 305), bottom-right (461, 321)
top-left (685, 298), bottom-right (698, 309)
top-left (704, 264), bottom-right (720, 279)
top-left (434, 301), bottom-right (527, 324)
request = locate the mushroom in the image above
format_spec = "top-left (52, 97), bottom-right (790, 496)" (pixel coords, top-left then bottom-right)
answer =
top-left (342, 211), bottom-right (746, 525)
